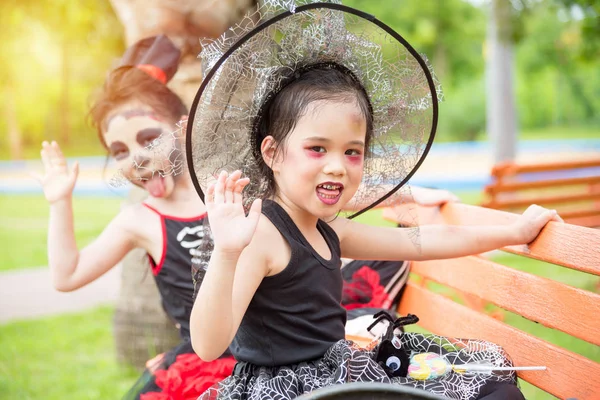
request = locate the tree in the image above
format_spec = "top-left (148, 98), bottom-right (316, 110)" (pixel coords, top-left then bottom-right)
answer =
top-left (0, 0), bottom-right (124, 159)
top-left (109, 0), bottom-right (256, 108)
top-left (345, 0), bottom-right (487, 88)
top-left (343, 0), bottom-right (489, 141)
top-left (485, 0), bottom-right (598, 161)
top-left (485, 0), bottom-right (519, 163)
top-left (554, 0), bottom-right (600, 62)
top-left (0, 7), bottom-right (24, 160)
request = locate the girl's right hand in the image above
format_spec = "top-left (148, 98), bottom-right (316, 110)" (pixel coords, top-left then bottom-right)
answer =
top-left (206, 170), bottom-right (262, 254)
top-left (32, 141), bottom-right (79, 204)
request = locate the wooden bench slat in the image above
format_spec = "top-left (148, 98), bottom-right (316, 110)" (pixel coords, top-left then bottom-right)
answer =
top-left (485, 175), bottom-right (600, 193)
top-left (381, 203), bottom-right (600, 274)
top-left (485, 158), bottom-right (600, 228)
top-left (493, 158), bottom-right (600, 175)
top-left (484, 207), bottom-right (600, 224)
top-left (554, 208), bottom-right (600, 219)
top-left (567, 214), bottom-right (600, 228)
top-left (411, 257), bottom-right (600, 346)
top-left (482, 191), bottom-right (600, 209)
top-left (399, 283), bottom-right (600, 400)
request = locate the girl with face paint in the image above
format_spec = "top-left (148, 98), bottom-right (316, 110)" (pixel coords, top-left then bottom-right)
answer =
top-left (33, 35), bottom-right (237, 400)
top-left (185, 2), bottom-right (563, 398)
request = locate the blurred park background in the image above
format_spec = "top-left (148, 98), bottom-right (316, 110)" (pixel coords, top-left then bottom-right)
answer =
top-left (0, 0), bottom-right (598, 399)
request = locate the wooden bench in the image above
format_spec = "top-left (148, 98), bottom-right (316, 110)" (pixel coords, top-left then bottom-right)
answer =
top-left (482, 158), bottom-right (600, 228)
top-left (373, 202), bottom-right (600, 400)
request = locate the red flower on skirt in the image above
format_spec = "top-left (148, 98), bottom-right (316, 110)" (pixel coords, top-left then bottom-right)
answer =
top-left (140, 355), bottom-right (236, 400)
top-left (342, 265), bottom-right (391, 310)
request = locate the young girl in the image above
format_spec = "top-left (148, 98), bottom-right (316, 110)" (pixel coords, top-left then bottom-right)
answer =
top-left (186, 2), bottom-right (562, 399)
top-left (33, 35), bottom-right (237, 400)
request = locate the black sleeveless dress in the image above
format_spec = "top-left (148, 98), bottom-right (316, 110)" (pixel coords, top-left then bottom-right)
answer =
top-left (199, 201), bottom-right (523, 400)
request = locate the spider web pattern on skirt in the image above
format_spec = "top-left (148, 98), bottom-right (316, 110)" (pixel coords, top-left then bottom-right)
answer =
top-left (198, 333), bottom-right (517, 400)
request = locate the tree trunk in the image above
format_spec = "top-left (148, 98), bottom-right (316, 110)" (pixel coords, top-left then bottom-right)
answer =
top-left (485, 0), bottom-right (517, 163)
top-left (108, 0), bottom-right (255, 108)
top-left (107, 0), bottom-right (256, 369)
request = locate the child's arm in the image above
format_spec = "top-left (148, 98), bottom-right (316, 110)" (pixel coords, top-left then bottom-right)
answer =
top-left (343, 185), bottom-right (459, 211)
top-left (33, 141), bottom-right (137, 291)
top-left (190, 171), bottom-right (265, 361)
top-left (333, 204), bottom-right (563, 262)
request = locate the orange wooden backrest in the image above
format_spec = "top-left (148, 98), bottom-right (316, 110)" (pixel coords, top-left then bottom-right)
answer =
top-left (381, 203), bottom-right (600, 399)
top-left (482, 158), bottom-right (600, 227)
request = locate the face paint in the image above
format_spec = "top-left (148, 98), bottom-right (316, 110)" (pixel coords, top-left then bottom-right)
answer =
top-left (103, 103), bottom-right (182, 198)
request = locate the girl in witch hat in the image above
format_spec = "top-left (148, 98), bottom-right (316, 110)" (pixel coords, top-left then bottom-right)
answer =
top-left (186, 1), bottom-right (562, 399)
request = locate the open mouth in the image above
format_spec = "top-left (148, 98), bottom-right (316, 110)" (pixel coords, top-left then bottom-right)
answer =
top-left (316, 182), bottom-right (344, 205)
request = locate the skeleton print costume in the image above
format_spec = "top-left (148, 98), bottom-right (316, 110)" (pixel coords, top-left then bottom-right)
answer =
top-left (125, 204), bottom-right (236, 400)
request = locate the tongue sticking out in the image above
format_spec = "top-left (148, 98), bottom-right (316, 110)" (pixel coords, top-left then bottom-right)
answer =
top-left (145, 175), bottom-right (166, 197)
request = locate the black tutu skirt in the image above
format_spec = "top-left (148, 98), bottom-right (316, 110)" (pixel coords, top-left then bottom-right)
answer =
top-left (197, 333), bottom-right (523, 400)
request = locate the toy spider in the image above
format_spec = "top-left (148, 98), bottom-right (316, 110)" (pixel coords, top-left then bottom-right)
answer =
top-left (367, 311), bottom-right (419, 378)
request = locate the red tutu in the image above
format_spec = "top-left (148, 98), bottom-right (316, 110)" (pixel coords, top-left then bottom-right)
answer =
top-left (341, 265), bottom-right (391, 310)
top-left (140, 355), bottom-right (236, 400)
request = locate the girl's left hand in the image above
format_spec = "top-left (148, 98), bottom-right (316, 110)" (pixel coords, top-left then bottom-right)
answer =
top-left (513, 204), bottom-right (564, 244)
top-left (206, 170), bottom-right (262, 253)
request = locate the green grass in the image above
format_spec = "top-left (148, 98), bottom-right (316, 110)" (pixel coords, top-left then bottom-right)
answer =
top-left (0, 195), bottom-right (122, 271)
top-left (454, 190), bottom-right (484, 205)
top-left (0, 306), bottom-right (139, 400)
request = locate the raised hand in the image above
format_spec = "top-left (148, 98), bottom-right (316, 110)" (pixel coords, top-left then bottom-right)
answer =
top-left (206, 170), bottom-right (262, 253)
top-left (32, 141), bottom-right (79, 204)
top-left (513, 204), bottom-right (564, 244)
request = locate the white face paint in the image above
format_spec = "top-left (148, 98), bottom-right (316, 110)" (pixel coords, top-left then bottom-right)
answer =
top-left (103, 101), bottom-right (181, 198)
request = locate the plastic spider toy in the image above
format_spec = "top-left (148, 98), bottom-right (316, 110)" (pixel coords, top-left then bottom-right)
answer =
top-left (367, 311), bottom-right (419, 378)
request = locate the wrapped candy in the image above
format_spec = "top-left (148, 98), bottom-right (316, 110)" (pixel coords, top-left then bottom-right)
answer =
top-left (408, 353), bottom-right (452, 380)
